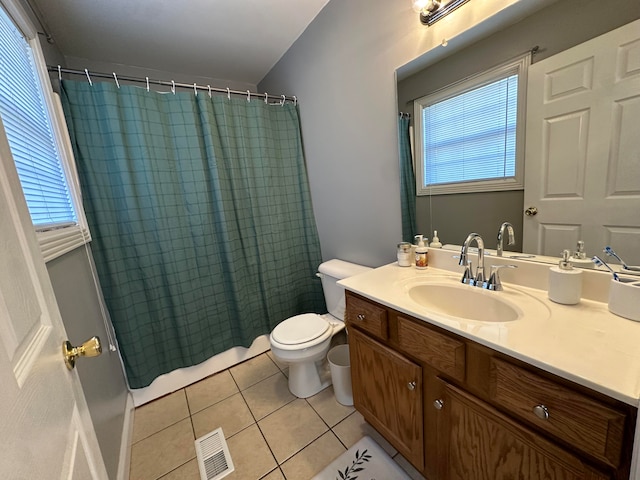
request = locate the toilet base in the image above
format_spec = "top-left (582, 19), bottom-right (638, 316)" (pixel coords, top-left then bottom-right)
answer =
top-left (288, 358), bottom-right (332, 398)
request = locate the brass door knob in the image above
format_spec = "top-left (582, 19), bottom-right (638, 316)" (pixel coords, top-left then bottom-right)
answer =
top-left (63, 336), bottom-right (102, 370)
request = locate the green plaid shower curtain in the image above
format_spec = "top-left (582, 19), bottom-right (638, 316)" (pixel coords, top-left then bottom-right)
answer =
top-left (61, 80), bottom-right (325, 388)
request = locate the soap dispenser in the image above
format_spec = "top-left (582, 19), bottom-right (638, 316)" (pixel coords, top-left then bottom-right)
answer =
top-left (430, 230), bottom-right (442, 248)
top-left (414, 234), bottom-right (429, 269)
top-left (570, 240), bottom-right (594, 269)
top-left (548, 249), bottom-right (583, 305)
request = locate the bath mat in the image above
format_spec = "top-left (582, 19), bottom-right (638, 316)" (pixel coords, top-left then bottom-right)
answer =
top-left (312, 435), bottom-right (411, 480)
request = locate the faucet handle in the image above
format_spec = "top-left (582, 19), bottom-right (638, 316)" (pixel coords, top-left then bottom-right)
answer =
top-left (484, 264), bottom-right (518, 291)
top-left (460, 259), bottom-right (475, 285)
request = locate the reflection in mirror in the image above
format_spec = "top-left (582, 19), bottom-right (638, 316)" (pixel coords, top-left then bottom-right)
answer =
top-left (396, 0), bottom-right (640, 266)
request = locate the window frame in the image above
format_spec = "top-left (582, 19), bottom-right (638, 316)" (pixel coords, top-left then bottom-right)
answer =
top-left (0, 0), bottom-right (91, 262)
top-left (413, 54), bottom-right (530, 196)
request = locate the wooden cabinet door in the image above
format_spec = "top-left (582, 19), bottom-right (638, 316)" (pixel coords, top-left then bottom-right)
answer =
top-left (349, 327), bottom-right (424, 470)
top-left (439, 381), bottom-right (611, 480)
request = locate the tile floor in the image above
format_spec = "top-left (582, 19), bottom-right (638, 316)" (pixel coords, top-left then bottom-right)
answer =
top-left (129, 351), bottom-right (427, 480)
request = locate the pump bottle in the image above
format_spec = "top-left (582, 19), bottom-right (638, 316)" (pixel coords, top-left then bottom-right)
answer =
top-left (548, 249), bottom-right (583, 305)
top-left (414, 235), bottom-right (429, 269)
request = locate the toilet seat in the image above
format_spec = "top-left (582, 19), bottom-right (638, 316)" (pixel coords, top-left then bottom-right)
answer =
top-left (271, 313), bottom-right (330, 346)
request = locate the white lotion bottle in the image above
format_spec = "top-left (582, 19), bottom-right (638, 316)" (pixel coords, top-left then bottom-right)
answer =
top-left (548, 249), bottom-right (583, 305)
top-left (430, 230), bottom-right (442, 248)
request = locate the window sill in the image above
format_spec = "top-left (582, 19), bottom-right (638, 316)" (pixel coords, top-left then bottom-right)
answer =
top-left (38, 225), bottom-right (91, 263)
top-left (417, 178), bottom-right (524, 196)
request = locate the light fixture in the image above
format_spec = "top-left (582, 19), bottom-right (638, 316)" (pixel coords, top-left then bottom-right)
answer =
top-left (411, 0), bottom-right (471, 26)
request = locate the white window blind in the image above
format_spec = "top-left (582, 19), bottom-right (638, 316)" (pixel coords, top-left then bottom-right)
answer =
top-left (0, 5), bottom-right (89, 261)
top-left (0, 6), bottom-right (76, 228)
top-left (422, 74), bottom-right (518, 185)
top-left (414, 55), bottom-right (528, 195)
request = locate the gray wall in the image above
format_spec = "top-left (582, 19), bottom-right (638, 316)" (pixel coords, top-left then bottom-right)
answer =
top-left (398, 0), bottom-right (640, 251)
top-left (259, 0), bottom-right (640, 266)
top-left (47, 247), bottom-right (129, 479)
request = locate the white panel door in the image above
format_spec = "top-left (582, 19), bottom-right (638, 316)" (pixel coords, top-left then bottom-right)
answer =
top-left (0, 118), bottom-right (107, 477)
top-left (523, 19), bottom-right (640, 264)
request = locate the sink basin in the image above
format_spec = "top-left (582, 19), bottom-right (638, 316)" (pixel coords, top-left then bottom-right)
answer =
top-left (408, 283), bottom-right (519, 322)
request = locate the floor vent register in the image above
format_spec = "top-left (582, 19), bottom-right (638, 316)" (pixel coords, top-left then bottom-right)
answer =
top-left (195, 427), bottom-right (234, 480)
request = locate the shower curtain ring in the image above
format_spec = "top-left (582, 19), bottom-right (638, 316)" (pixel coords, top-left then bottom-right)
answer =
top-left (146, 77), bottom-right (150, 92)
top-left (208, 85), bottom-right (212, 98)
top-left (281, 95), bottom-right (285, 106)
top-left (171, 80), bottom-right (176, 95)
top-left (227, 87), bottom-right (231, 101)
top-left (246, 90), bottom-right (251, 102)
top-left (112, 72), bottom-right (120, 89)
top-left (84, 68), bottom-right (93, 86)
top-left (264, 92), bottom-right (268, 104)
top-left (193, 83), bottom-right (198, 96)
top-left (57, 65), bottom-right (62, 82)
top-left (293, 96), bottom-right (297, 106)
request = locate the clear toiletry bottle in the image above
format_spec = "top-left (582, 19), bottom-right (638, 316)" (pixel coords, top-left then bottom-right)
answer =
top-left (397, 242), bottom-right (412, 267)
top-left (548, 249), bottom-right (583, 305)
top-left (414, 234), bottom-right (428, 269)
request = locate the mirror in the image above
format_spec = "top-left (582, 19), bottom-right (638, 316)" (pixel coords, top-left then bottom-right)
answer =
top-left (396, 0), bottom-right (640, 268)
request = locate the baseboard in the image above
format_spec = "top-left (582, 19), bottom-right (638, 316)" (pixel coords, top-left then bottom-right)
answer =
top-left (130, 335), bottom-right (271, 406)
top-left (117, 392), bottom-right (135, 480)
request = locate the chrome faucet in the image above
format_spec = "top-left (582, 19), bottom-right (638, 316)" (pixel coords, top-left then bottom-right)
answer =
top-left (459, 233), bottom-right (485, 286)
top-left (496, 222), bottom-right (515, 257)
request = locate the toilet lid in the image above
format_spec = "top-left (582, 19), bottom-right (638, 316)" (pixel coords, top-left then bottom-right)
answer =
top-left (272, 314), bottom-right (330, 345)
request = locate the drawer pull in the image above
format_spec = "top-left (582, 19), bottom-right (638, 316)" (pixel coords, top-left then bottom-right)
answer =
top-left (433, 399), bottom-right (444, 410)
top-left (407, 381), bottom-right (417, 391)
top-left (533, 404), bottom-right (550, 420)
top-left (356, 313), bottom-right (366, 321)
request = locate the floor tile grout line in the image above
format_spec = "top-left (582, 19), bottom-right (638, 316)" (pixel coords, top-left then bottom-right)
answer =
top-left (239, 368), bottom-right (288, 394)
top-left (278, 429), bottom-right (346, 477)
top-left (131, 414), bottom-right (192, 446)
top-left (271, 422), bottom-right (336, 466)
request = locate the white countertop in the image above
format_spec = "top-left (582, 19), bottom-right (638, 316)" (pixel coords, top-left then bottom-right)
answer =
top-left (339, 253), bottom-right (640, 407)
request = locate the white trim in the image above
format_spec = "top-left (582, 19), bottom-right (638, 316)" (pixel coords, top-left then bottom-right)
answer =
top-left (414, 54), bottom-right (529, 196)
top-left (117, 393), bottom-right (135, 480)
top-left (131, 335), bottom-right (271, 406)
top-left (29, 38), bottom-right (92, 262)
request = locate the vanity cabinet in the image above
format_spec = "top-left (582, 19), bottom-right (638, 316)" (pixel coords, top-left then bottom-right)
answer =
top-left (439, 381), bottom-right (611, 480)
top-left (349, 327), bottom-right (424, 469)
top-left (345, 291), bottom-right (636, 480)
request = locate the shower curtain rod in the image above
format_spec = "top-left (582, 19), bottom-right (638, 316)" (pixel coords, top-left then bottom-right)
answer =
top-left (47, 66), bottom-right (298, 104)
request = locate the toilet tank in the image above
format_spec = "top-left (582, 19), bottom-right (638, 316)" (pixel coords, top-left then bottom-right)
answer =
top-left (318, 259), bottom-right (372, 320)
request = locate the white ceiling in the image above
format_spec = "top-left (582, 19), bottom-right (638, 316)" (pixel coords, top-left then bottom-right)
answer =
top-left (30, 0), bottom-right (330, 85)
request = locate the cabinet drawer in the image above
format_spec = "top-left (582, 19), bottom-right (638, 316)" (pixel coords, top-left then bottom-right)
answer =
top-left (489, 357), bottom-right (626, 467)
top-left (345, 294), bottom-right (388, 340)
top-left (397, 315), bottom-right (465, 381)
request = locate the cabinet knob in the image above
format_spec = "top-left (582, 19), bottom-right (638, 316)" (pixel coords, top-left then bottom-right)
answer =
top-left (356, 313), bottom-right (366, 321)
top-left (407, 381), bottom-right (416, 391)
top-left (533, 404), bottom-right (549, 420)
top-left (433, 399), bottom-right (444, 410)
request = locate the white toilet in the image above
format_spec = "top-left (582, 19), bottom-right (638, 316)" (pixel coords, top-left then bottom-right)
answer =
top-left (269, 259), bottom-right (371, 398)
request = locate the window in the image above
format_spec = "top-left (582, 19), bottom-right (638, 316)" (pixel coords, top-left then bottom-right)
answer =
top-left (413, 55), bottom-right (529, 195)
top-left (0, 3), bottom-right (89, 261)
